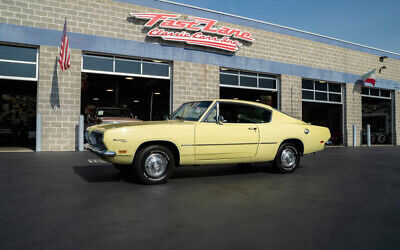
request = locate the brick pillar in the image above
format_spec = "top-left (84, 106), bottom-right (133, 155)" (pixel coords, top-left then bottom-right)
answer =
top-left (172, 61), bottom-right (219, 111)
top-left (37, 46), bottom-right (82, 151)
top-left (345, 84), bottom-right (362, 146)
top-left (395, 91), bottom-right (400, 145)
top-left (280, 75), bottom-right (302, 120)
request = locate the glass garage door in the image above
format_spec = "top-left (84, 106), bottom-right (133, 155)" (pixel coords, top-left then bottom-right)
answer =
top-left (81, 54), bottom-right (171, 123)
top-left (302, 79), bottom-right (344, 145)
top-left (0, 44), bottom-right (38, 81)
top-left (361, 87), bottom-right (393, 145)
top-left (219, 68), bottom-right (279, 108)
top-left (0, 44), bottom-right (38, 151)
top-left (82, 54), bottom-right (170, 79)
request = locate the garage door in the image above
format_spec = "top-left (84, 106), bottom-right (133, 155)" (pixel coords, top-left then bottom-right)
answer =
top-left (361, 87), bottom-right (393, 145)
top-left (82, 54), bottom-right (170, 79)
top-left (81, 54), bottom-right (171, 123)
top-left (0, 44), bottom-right (38, 81)
top-left (302, 79), bottom-right (344, 145)
top-left (0, 44), bottom-right (38, 151)
top-left (219, 68), bottom-right (279, 108)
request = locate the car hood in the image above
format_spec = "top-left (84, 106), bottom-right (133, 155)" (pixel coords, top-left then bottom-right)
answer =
top-left (93, 120), bottom-right (193, 131)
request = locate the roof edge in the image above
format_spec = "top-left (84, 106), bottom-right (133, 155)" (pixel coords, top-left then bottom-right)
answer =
top-left (157, 0), bottom-right (400, 57)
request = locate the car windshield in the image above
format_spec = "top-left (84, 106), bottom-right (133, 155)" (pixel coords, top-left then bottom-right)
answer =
top-left (97, 108), bottom-right (132, 118)
top-left (169, 101), bottom-right (213, 121)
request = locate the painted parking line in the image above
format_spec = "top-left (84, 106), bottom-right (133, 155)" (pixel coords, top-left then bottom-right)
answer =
top-left (87, 158), bottom-right (107, 164)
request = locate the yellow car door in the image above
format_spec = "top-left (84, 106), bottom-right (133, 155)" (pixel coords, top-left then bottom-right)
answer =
top-left (194, 102), bottom-right (261, 162)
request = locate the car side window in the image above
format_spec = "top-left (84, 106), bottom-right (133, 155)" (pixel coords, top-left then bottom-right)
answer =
top-left (204, 107), bottom-right (217, 123)
top-left (219, 103), bottom-right (271, 124)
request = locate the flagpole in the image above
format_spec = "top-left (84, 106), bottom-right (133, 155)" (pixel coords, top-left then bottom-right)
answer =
top-left (58, 17), bottom-right (70, 72)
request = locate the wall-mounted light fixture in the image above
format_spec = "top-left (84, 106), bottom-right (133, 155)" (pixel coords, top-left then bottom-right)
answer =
top-left (379, 56), bottom-right (388, 62)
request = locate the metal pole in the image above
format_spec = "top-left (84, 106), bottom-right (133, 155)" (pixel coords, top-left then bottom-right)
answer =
top-left (36, 114), bottom-right (42, 152)
top-left (353, 124), bottom-right (356, 147)
top-left (367, 124), bottom-right (371, 146)
top-left (79, 115), bottom-right (84, 151)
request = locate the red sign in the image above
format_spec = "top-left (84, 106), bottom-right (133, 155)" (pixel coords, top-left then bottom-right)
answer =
top-left (129, 13), bottom-right (255, 52)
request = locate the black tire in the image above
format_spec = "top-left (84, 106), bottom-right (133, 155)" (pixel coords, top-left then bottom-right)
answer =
top-left (273, 142), bottom-right (301, 173)
top-left (377, 134), bottom-right (387, 144)
top-left (133, 145), bottom-right (176, 184)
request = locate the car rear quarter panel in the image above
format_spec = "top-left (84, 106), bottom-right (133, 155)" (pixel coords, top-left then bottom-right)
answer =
top-left (257, 123), bottom-right (330, 160)
top-left (302, 125), bottom-right (331, 154)
top-left (257, 123), bottom-right (304, 161)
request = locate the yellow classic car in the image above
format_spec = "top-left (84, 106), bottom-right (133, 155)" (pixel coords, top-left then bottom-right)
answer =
top-left (86, 99), bottom-right (330, 184)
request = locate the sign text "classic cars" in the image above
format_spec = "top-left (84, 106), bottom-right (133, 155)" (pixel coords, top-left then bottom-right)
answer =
top-left (130, 13), bottom-right (255, 52)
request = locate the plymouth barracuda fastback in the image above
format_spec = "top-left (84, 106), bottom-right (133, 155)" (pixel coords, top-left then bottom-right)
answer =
top-left (86, 99), bottom-right (330, 184)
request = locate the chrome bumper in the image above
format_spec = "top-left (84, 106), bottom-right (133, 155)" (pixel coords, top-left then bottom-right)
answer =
top-left (85, 144), bottom-right (116, 157)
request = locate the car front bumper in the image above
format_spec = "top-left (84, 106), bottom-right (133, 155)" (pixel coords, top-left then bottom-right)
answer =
top-left (85, 144), bottom-right (116, 158)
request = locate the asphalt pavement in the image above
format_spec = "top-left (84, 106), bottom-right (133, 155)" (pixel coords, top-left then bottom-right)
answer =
top-left (0, 146), bottom-right (399, 250)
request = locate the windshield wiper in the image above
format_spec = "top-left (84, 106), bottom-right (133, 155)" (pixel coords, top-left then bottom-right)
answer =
top-left (174, 116), bottom-right (185, 121)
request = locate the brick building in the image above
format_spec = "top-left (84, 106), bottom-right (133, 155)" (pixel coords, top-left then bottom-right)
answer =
top-left (0, 0), bottom-right (399, 151)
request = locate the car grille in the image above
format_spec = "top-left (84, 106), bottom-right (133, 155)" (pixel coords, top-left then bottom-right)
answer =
top-left (84, 131), bottom-right (89, 142)
top-left (89, 131), bottom-right (105, 149)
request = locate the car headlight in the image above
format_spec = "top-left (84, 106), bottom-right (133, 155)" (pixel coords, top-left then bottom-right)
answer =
top-left (85, 130), bottom-right (89, 142)
top-left (89, 132), bottom-right (97, 145)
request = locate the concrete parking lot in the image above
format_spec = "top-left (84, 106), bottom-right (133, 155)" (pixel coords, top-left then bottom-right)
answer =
top-left (0, 147), bottom-right (399, 250)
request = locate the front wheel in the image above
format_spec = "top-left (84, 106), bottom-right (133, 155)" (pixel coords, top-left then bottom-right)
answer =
top-left (133, 145), bottom-right (176, 184)
top-left (273, 142), bottom-right (300, 173)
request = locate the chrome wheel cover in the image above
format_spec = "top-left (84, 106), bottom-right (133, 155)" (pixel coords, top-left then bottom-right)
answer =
top-left (144, 153), bottom-right (168, 178)
top-left (281, 148), bottom-right (297, 169)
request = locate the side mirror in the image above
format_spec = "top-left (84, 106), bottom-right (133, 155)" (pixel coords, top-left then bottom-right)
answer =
top-left (217, 115), bottom-right (225, 125)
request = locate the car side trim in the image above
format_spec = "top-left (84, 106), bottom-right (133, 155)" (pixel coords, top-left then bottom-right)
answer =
top-left (181, 142), bottom-right (277, 146)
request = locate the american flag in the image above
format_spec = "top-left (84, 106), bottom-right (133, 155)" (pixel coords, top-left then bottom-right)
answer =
top-left (59, 17), bottom-right (71, 71)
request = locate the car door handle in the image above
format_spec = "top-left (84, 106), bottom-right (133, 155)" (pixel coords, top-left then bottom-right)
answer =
top-left (248, 127), bottom-right (257, 131)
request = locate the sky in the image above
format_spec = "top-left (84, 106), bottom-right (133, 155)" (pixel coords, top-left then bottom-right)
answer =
top-left (172, 0), bottom-right (400, 53)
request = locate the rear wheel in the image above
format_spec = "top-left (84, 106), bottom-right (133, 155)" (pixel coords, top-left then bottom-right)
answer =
top-left (133, 145), bottom-right (176, 184)
top-left (273, 142), bottom-right (300, 173)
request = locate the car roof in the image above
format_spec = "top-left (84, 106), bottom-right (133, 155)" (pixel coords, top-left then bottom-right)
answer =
top-left (181, 99), bottom-right (303, 123)
top-left (188, 99), bottom-right (274, 110)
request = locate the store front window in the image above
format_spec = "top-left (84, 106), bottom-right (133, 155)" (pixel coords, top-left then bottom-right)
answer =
top-left (302, 79), bottom-right (344, 145)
